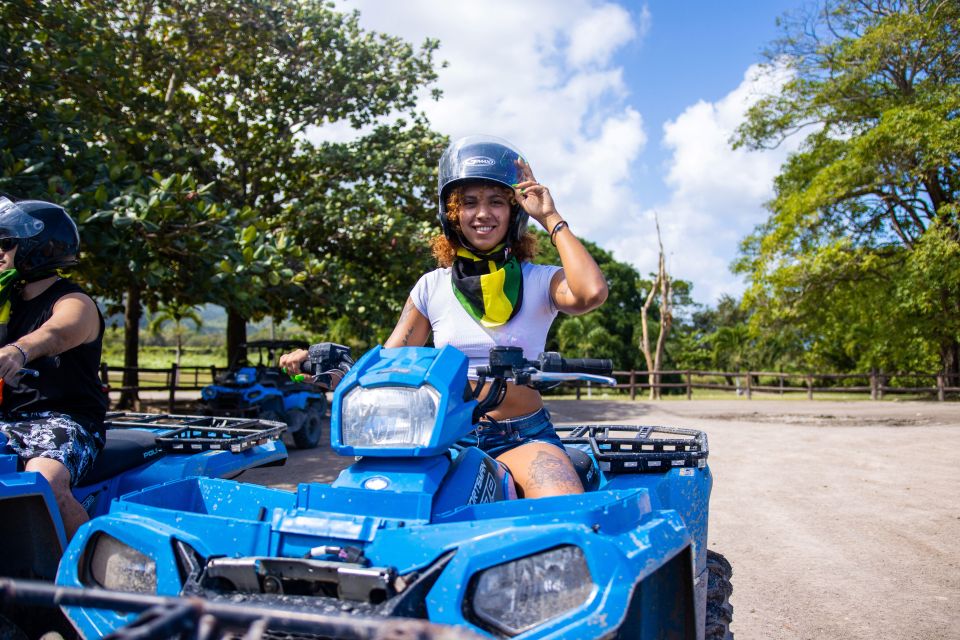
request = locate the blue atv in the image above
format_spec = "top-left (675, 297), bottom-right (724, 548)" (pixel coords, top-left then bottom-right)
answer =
top-left (200, 340), bottom-right (328, 449)
top-left (47, 344), bottom-right (733, 639)
top-left (0, 410), bottom-right (287, 638)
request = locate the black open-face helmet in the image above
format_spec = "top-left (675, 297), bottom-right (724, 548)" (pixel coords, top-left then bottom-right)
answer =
top-left (437, 135), bottom-right (529, 247)
top-left (0, 197), bottom-right (80, 278)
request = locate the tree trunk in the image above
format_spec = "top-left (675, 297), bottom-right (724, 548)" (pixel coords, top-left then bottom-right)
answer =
top-left (941, 338), bottom-right (959, 386)
top-left (226, 307), bottom-right (247, 367)
top-left (639, 283), bottom-right (657, 400)
top-left (117, 286), bottom-right (141, 410)
top-left (652, 250), bottom-right (672, 400)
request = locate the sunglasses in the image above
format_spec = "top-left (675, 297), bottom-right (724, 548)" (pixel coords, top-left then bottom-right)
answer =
top-left (0, 238), bottom-right (18, 252)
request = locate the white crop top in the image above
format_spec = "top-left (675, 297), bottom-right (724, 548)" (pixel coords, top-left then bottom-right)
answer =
top-left (410, 262), bottom-right (563, 377)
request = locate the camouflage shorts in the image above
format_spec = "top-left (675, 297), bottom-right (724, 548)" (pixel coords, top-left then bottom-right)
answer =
top-left (0, 412), bottom-right (104, 485)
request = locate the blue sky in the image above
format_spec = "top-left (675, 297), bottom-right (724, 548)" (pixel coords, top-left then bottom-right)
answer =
top-left (325, 0), bottom-right (806, 307)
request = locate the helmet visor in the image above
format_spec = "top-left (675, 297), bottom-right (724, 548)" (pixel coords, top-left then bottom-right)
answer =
top-left (0, 198), bottom-right (46, 239)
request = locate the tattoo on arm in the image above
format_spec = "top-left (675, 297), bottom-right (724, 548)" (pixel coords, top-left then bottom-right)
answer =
top-left (398, 299), bottom-right (414, 323)
top-left (526, 451), bottom-right (582, 492)
top-left (396, 300), bottom-right (415, 345)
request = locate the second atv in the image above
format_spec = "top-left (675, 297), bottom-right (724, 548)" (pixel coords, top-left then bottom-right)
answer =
top-left (200, 340), bottom-right (327, 448)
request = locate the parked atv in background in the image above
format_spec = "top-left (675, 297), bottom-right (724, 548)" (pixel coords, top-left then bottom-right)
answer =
top-left (0, 411), bottom-right (287, 638)
top-left (52, 343), bottom-right (733, 639)
top-left (200, 340), bottom-right (327, 449)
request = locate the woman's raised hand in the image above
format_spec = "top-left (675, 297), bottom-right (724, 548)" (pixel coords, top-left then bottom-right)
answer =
top-left (513, 158), bottom-right (561, 228)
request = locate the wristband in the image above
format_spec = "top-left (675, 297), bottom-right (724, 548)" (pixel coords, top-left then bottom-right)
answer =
top-left (549, 220), bottom-right (569, 246)
top-left (7, 343), bottom-right (27, 366)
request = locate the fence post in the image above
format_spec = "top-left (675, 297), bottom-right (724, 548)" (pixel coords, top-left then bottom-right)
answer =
top-left (806, 374), bottom-right (813, 400)
top-left (686, 370), bottom-right (692, 400)
top-left (878, 372), bottom-right (884, 400)
top-left (168, 363), bottom-right (179, 413)
top-left (870, 370), bottom-right (877, 400)
top-left (576, 384), bottom-right (581, 400)
top-left (629, 371), bottom-right (636, 401)
top-left (937, 373), bottom-right (945, 402)
top-left (779, 373), bottom-right (784, 396)
top-left (745, 372), bottom-right (752, 399)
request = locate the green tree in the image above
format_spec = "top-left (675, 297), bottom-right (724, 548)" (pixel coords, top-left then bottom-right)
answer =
top-left (557, 314), bottom-right (618, 360)
top-left (535, 232), bottom-right (648, 370)
top-left (734, 0), bottom-right (960, 377)
top-left (146, 302), bottom-right (202, 368)
top-left (2, 0), bottom-right (445, 376)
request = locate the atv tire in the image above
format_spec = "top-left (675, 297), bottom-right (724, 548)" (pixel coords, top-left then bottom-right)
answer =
top-left (705, 550), bottom-right (734, 640)
top-left (0, 614), bottom-right (28, 640)
top-left (292, 399), bottom-right (325, 449)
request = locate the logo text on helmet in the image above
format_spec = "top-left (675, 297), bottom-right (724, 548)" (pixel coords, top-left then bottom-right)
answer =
top-left (464, 156), bottom-right (496, 167)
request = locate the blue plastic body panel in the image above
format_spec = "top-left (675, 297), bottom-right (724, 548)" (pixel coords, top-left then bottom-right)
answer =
top-left (56, 346), bottom-right (714, 639)
top-left (0, 426), bottom-right (286, 583)
top-left (330, 345), bottom-right (476, 457)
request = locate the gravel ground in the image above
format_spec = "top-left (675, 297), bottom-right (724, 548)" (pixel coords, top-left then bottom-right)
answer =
top-left (238, 398), bottom-right (960, 640)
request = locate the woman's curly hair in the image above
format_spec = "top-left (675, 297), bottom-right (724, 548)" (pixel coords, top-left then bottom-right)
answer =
top-left (431, 183), bottom-right (537, 267)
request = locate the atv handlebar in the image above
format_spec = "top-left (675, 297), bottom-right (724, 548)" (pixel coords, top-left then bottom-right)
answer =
top-left (536, 352), bottom-right (613, 377)
top-left (297, 343), bottom-right (354, 388)
top-left (473, 347), bottom-right (616, 421)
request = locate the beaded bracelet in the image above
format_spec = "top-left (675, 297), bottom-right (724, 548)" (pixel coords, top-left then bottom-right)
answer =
top-left (549, 220), bottom-right (569, 246)
top-left (7, 342), bottom-right (28, 366)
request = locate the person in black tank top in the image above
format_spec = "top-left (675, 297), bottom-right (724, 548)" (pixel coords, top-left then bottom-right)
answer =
top-left (0, 197), bottom-right (105, 540)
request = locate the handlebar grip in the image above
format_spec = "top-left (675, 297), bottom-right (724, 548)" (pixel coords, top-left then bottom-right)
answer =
top-left (559, 358), bottom-right (613, 376)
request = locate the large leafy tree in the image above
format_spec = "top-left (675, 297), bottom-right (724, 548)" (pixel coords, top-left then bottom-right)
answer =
top-left (734, 0), bottom-right (960, 376)
top-left (2, 0), bottom-right (445, 380)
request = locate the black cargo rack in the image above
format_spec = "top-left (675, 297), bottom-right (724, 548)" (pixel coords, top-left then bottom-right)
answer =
top-left (104, 412), bottom-right (286, 454)
top-left (0, 578), bottom-right (478, 640)
top-left (558, 424), bottom-right (708, 473)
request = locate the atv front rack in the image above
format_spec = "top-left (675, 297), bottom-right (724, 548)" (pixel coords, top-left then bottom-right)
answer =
top-left (0, 579), bottom-right (478, 640)
top-left (558, 424), bottom-right (708, 473)
top-left (104, 412), bottom-right (286, 454)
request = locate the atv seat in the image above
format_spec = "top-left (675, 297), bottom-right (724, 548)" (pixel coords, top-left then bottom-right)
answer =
top-left (76, 429), bottom-right (164, 488)
top-left (567, 446), bottom-right (601, 492)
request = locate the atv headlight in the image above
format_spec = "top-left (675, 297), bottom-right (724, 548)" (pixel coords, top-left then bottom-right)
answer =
top-left (341, 385), bottom-right (439, 448)
top-left (86, 533), bottom-right (157, 594)
top-left (200, 387), bottom-right (215, 401)
top-left (467, 545), bottom-right (593, 636)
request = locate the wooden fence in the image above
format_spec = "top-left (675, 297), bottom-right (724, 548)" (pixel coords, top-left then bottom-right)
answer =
top-left (101, 363), bottom-right (960, 410)
top-left (600, 370), bottom-right (960, 401)
top-left (100, 363), bottom-right (223, 411)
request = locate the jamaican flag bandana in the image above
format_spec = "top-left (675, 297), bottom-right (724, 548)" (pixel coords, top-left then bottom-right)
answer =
top-left (0, 268), bottom-right (20, 346)
top-left (451, 244), bottom-right (523, 327)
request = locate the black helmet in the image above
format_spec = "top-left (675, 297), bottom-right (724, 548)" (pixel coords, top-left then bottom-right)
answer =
top-left (0, 197), bottom-right (80, 278)
top-left (437, 135), bottom-right (529, 246)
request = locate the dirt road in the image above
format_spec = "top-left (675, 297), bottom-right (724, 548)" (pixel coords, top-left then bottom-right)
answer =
top-left (240, 399), bottom-right (960, 639)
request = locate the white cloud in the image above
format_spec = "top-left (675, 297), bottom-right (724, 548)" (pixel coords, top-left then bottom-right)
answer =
top-left (608, 63), bottom-right (798, 305)
top-left (567, 4), bottom-right (637, 68)
top-left (318, 0), bottom-right (648, 249)
top-left (313, 2), bottom-right (795, 309)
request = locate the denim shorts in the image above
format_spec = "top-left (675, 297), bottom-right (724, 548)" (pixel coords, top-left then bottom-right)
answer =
top-left (0, 411), bottom-right (104, 484)
top-left (457, 407), bottom-right (566, 459)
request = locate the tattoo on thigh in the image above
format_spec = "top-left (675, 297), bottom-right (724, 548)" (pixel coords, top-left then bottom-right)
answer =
top-left (527, 451), bottom-right (581, 490)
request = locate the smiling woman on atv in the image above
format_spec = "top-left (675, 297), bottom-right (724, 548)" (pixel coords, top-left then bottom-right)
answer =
top-left (283, 136), bottom-right (607, 497)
